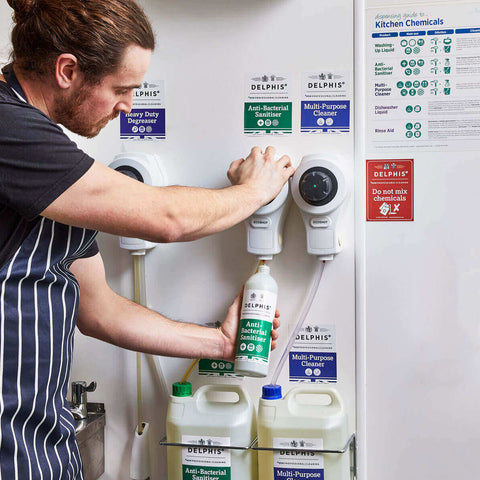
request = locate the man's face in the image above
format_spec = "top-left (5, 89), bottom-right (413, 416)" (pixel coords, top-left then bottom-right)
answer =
top-left (53, 45), bottom-right (151, 138)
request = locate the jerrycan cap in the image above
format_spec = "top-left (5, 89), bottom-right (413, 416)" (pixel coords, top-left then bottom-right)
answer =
top-left (262, 384), bottom-right (282, 400)
top-left (172, 382), bottom-right (192, 397)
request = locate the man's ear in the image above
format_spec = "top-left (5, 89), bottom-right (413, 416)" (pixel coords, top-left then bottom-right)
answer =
top-left (55, 54), bottom-right (79, 89)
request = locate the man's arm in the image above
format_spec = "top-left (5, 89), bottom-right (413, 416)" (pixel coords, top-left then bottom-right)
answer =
top-left (42, 146), bottom-right (294, 243)
top-left (70, 252), bottom-right (279, 360)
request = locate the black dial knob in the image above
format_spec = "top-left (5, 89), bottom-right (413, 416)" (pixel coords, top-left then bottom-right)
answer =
top-left (299, 167), bottom-right (338, 206)
top-left (115, 165), bottom-right (144, 183)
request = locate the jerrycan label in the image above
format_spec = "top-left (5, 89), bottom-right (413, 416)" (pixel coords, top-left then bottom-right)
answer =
top-left (273, 437), bottom-right (324, 480)
top-left (235, 289), bottom-right (276, 364)
top-left (182, 435), bottom-right (231, 480)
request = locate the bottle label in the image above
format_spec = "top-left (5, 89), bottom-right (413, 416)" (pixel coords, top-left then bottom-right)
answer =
top-left (182, 435), bottom-right (231, 480)
top-left (235, 288), bottom-right (277, 364)
top-left (273, 437), bottom-right (324, 480)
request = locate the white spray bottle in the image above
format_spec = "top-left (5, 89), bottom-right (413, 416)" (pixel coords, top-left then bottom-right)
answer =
top-left (234, 264), bottom-right (278, 377)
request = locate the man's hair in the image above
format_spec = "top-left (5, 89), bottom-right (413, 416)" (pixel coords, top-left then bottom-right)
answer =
top-left (7, 0), bottom-right (155, 82)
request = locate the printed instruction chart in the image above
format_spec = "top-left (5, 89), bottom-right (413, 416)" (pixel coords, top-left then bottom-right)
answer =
top-left (367, 3), bottom-right (480, 152)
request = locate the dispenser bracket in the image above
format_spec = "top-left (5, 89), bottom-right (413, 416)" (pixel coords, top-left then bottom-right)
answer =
top-left (159, 436), bottom-right (257, 451)
top-left (159, 433), bottom-right (356, 478)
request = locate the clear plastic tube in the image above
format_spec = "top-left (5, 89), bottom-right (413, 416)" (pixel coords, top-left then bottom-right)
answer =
top-left (133, 254), bottom-right (145, 434)
top-left (181, 359), bottom-right (199, 384)
top-left (133, 253), bottom-right (170, 425)
top-left (270, 258), bottom-right (326, 386)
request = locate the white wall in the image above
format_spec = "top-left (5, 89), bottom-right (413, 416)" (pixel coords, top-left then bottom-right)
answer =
top-left (0, 1), bottom-right (355, 479)
top-left (359, 1), bottom-right (480, 479)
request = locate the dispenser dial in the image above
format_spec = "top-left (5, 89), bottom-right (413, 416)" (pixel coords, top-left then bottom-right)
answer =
top-left (299, 167), bottom-right (338, 206)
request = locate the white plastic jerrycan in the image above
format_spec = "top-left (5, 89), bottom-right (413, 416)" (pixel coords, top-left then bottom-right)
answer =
top-left (257, 385), bottom-right (349, 480)
top-left (166, 382), bottom-right (258, 480)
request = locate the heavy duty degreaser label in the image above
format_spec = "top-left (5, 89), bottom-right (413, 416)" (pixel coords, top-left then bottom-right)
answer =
top-left (273, 437), bottom-right (324, 480)
top-left (120, 79), bottom-right (166, 140)
top-left (182, 435), bottom-right (231, 480)
top-left (235, 289), bottom-right (276, 364)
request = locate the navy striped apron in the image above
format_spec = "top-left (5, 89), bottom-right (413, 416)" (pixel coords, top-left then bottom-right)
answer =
top-left (0, 217), bottom-right (97, 479)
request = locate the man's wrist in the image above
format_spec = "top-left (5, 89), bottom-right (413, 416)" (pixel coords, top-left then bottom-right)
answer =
top-left (231, 183), bottom-right (268, 211)
top-left (215, 326), bottom-right (235, 361)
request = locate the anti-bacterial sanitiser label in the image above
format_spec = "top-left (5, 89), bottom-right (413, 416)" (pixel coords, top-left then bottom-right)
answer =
top-left (181, 435), bottom-right (231, 480)
top-left (235, 288), bottom-right (277, 365)
top-left (273, 437), bottom-right (324, 480)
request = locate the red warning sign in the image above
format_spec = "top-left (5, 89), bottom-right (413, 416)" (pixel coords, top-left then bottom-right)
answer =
top-left (366, 159), bottom-right (414, 221)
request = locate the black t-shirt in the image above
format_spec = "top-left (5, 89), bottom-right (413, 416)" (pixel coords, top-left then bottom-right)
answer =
top-left (0, 64), bottom-right (99, 268)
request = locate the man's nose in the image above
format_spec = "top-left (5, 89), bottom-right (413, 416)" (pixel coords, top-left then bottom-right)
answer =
top-left (116, 92), bottom-right (134, 114)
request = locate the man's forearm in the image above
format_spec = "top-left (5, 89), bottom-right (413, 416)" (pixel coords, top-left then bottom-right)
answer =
top-left (78, 292), bottom-right (228, 359)
top-left (43, 147), bottom-right (293, 244)
top-left (43, 163), bottom-right (266, 243)
top-left (147, 183), bottom-right (264, 242)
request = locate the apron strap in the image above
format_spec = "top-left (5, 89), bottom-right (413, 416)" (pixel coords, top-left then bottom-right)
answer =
top-left (1, 63), bottom-right (28, 103)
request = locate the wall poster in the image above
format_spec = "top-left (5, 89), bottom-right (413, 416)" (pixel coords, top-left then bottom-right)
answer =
top-left (367, 3), bottom-right (480, 152)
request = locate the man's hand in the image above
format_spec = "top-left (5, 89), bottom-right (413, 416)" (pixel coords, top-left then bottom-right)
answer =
top-left (227, 146), bottom-right (294, 206)
top-left (218, 288), bottom-right (281, 361)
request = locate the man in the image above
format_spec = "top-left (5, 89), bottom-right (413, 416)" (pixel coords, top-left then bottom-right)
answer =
top-left (0, 0), bottom-right (294, 478)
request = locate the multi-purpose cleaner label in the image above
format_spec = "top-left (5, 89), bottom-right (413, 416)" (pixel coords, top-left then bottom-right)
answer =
top-left (289, 324), bottom-right (337, 383)
top-left (235, 289), bottom-right (276, 365)
top-left (301, 70), bottom-right (351, 134)
top-left (273, 437), bottom-right (324, 480)
top-left (182, 435), bottom-right (231, 480)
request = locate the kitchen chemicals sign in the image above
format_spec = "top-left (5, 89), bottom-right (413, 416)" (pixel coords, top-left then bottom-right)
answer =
top-left (366, 3), bottom-right (480, 152)
top-left (244, 73), bottom-right (292, 135)
top-left (120, 80), bottom-right (166, 140)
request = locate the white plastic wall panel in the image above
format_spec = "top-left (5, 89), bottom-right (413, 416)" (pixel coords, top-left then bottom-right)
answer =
top-left (360, 1), bottom-right (480, 479)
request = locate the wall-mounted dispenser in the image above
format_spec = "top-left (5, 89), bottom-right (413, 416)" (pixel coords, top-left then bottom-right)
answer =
top-left (109, 152), bottom-right (167, 251)
top-left (291, 155), bottom-right (348, 260)
top-left (245, 182), bottom-right (290, 260)
top-left (108, 152), bottom-right (168, 480)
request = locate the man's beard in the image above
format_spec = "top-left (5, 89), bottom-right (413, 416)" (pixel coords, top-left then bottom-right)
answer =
top-left (53, 86), bottom-right (119, 138)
